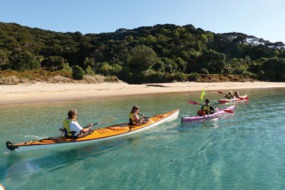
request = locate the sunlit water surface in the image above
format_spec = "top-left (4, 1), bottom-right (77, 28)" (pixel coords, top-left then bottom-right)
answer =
top-left (1, 88), bottom-right (285, 190)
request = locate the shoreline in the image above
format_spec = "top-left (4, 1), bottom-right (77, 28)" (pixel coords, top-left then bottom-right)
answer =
top-left (1, 81), bottom-right (285, 106)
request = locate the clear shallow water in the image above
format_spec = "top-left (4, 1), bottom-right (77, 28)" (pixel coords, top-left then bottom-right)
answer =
top-left (1, 88), bottom-right (285, 190)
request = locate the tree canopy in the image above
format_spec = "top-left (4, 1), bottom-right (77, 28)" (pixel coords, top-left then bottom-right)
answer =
top-left (0, 22), bottom-right (285, 83)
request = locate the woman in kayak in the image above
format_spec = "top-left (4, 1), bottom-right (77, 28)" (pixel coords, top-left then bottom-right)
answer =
top-left (199, 99), bottom-right (215, 115)
top-left (60, 109), bottom-right (93, 138)
top-left (234, 91), bottom-right (240, 98)
top-left (129, 105), bottom-right (148, 125)
top-left (224, 91), bottom-right (234, 99)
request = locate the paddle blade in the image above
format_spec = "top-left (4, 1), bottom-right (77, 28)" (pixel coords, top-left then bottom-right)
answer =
top-left (188, 100), bottom-right (201, 105)
top-left (223, 109), bottom-right (234, 113)
top-left (200, 89), bottom-right (206, 101)
top-left (237, 96), bottom-right (249, 101)
top-left (218, 91), bottom-right (225, 94)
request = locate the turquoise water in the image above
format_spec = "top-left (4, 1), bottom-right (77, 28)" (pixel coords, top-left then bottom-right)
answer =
top-left (1, 88), bottom-right (285, 190)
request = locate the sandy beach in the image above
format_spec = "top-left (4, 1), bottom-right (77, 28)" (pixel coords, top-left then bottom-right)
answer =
top-left (1, 81), bottom-right (285, 105)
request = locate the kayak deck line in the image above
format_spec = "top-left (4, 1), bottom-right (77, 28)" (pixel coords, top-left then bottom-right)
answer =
top-left (6, 109), bottom-right (179, 152)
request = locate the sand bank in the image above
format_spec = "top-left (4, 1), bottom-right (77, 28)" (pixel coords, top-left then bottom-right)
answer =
top-left (1, 81), bottom-right (285, 105)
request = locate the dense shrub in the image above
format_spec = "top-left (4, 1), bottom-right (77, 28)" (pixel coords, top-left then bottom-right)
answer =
top-left (72, 65), bottom-right (85, 80)
top-left (187, 73), bottom-right (201, 81)
top-left (173, 72), bottom-right (187, 81)
top-left (200, 68), bottom-right (209, 75)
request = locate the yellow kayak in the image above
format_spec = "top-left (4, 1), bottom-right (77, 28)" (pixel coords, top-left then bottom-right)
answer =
top-left (6, 109), bottom-right (179, 152)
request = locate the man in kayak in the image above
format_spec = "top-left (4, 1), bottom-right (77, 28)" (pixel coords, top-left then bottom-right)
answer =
top-left (129, 105), bottom-right (149, 125)
top-left (224, 91), bottom-right (234, 99)
top-left (60, 109), bottom-right (93, 138)
top-left (200, 99), bottom-right (215, 115)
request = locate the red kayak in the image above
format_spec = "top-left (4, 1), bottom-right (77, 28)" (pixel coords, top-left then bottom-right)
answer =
top-left (219, 95), bottom-right (248, 104)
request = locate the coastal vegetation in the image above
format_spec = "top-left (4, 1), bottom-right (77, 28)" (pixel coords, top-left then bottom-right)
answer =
top-left (0, 22), bottom-right (285, 84)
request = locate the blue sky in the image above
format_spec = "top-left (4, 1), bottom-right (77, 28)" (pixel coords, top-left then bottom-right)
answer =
top-left (1, 0), bottom-right (284, 43)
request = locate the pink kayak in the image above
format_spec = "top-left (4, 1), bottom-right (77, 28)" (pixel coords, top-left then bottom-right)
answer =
top-left (218, 95), bottom-right (248, 104)
top-left (181, 105), bottom-right (235, 123)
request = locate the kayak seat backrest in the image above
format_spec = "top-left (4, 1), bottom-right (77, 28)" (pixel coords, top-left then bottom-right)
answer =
top-left (61, 128), bottom-right (67, 136)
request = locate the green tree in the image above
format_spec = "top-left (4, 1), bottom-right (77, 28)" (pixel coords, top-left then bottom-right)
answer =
top-left (11, 52), bottom-right (40, 71)
top-left (0, 50), bottom-right (9, 70)
top-left (128, 45), bottom-right (157, 71)
top-left (152, 59), bottom-right (165, 72)
top-left (175, 57), bottom-right (187, 72)
top-left (162, 58), bottom-right (177, 73)
top-left (198, 50), bottom-right (226, 74)
top-left (262, 58), bottom-right (285, 81)
top-left (100, 62), bottom-right (113, 75)
top-left (83, 57), bottom-right (95, 70)
top-left (85, 65), bottom-right (95, 76)
top-left (111, 64), bottom-right (123, 75)
top-left (41, 56), bottom-right (68, 71)
top-left (72, 65), bottom-right (85, 80)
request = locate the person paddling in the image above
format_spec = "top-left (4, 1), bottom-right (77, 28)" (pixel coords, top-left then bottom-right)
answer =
top-left (224, 91), bottom-right (234, 99)
top-left (234, 91), bottom-right (240, 98)
top-left (60, 109), bottom-right (93, 138)
top-left (198, 99), bottom-right (215, 116)
top-left (129, 105), bottom-right (148, 125)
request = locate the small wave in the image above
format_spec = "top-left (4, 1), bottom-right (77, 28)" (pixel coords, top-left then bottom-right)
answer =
top-left (23, 135), bottom-right (48, 140)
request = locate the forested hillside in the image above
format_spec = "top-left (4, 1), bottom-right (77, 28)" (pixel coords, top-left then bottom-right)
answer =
top-left (1, 22), bottom-right (285, 83)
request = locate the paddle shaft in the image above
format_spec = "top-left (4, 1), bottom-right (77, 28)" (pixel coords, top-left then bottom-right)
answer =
top-left (138, 113), bottom-right (149, 119)
top-left (84, 122), bottom-right (98, 128)
top-left (189, 100), bottom-right (234, 113)
top-left (223, 109), bottom-right (234, 113)
top-left (218, 91), bottom-right (226, 95)
top-left (188, 100), bottom-right (202, 105)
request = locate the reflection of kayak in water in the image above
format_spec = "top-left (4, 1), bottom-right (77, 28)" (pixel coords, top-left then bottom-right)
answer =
top-left (6, 109), bottom-right (179, 152)
top-left (219, 95), bottom-right (248, 104)
top-left (181, 105), bottom-right (235, 123)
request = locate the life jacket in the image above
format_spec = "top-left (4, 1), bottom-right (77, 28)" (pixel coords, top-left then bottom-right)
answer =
top-left (202, 105), bottom-right (215, 114)
top-left (63, 118), bottom-right (76, 137)
top-left (129, 113), bottom-right (137, 125)
top-left (202, 105), bottom-right (211, 113)
top-left (197, 110), bottom-right (206, 116)
top-left (225, 94), bottom-right (233, 99)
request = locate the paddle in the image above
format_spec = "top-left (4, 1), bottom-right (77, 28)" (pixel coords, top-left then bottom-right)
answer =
top-left (223, 109), bottom-right (234, 113)
top-left (188, 100), bottom-right (202, 105)
top-left (84, 122), bottom-right (98, 128)
top-left (188, 100), bottom-right (234, 114)
top-left (138, 113), bottom-right (149, 119)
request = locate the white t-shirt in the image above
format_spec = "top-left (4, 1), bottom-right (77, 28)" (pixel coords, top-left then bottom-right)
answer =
top-left (69, 120), bottom-right (83, 136)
